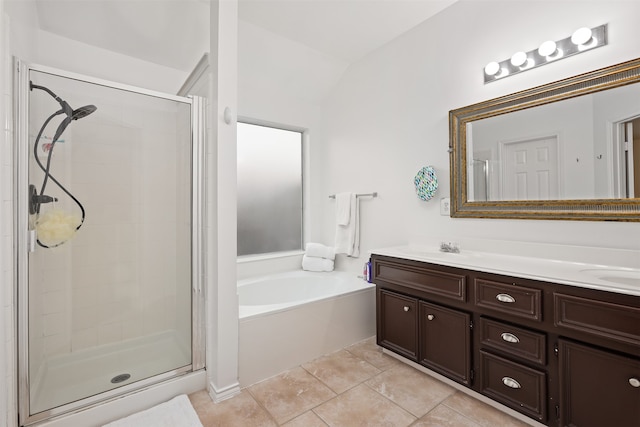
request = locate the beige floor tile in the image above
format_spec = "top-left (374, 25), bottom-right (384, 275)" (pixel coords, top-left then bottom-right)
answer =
top-left (189, 390), bottom-right (214, 411)
top-left (302, 349), bottom-right (381, 394)
top-left (442, 392), bottom-right (530, 427)
top-left (345, 337), bottom-right (403, 371)
top-left (313, 383), bottom-right (416, 427)
top-left (365, 363), bottom-right (455, 418)
top-left (248, 366), bottom-right (336, 424)
top-left (282, 410), bottom-right (329, 427)
top-left (189, 390), bottom-right (277, 427)
top-left (413, 405), bottom-right (482, 427)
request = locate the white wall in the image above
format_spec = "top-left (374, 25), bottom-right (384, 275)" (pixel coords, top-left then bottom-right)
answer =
top-left (236, 19), bottom-right (349, 278)
top-left (318, 0), bottom-right (640, 274)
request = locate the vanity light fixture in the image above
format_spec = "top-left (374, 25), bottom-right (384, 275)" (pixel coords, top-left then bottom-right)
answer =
top-left (484, 24), bottom-right (607, 84)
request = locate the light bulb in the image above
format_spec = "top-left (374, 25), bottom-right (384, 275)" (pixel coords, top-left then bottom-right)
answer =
top-left (538, 40), bottom-right (557, 57)
top-left (571, 27), bottom-right (592, 45)
top-left (484, 62), bottom-right (500, 76)
top-left (510, 51), bottom-right (528, 67)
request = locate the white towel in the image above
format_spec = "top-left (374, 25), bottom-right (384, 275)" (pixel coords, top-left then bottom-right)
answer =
top-left (334, 194), bottom-right (360, 258)
top-left (102, 394), bottom-right (203, 427)
top-left (335, 192), bottom-right (352, 226)
top-left (305, 242), bottom-right (336, 260)
top-left (302, 255), bottom-right (334, 272)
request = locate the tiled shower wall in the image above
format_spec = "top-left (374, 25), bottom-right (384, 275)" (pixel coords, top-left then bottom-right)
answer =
top-left (1, 8), bottom-right (17, 426)
top-left (27, 80), bottom-right (191, 380)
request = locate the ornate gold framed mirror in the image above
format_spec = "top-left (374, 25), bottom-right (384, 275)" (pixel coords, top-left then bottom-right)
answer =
top-left (449, 57), bottom-right (640, 221)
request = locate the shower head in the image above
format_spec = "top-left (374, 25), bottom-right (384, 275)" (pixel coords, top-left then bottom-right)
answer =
top-left (72, 105), bottom-right (97, 120)
top-left (50, 105), bottom-right (97, 143)
top-left (31, 83), bottom-right (97, 140)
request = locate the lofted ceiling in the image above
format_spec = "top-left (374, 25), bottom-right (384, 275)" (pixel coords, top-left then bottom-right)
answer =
top-left (29, 0), bottom-right (457, 72)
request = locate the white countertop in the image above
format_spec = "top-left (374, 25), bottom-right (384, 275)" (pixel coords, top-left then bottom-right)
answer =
top-left (370, 245), bottom-right (640, 296)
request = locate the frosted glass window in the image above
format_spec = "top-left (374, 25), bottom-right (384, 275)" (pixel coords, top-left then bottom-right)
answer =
top-left (237, 122), bottom-right (303, 256)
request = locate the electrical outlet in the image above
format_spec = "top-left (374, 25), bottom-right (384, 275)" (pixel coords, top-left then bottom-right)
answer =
top-left (440, 197), bottom-right (450, 216)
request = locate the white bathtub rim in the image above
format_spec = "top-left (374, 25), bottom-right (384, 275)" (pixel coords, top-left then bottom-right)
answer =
top-left (239, 286), bottom-right (373, 320)
top-left (238, 270), bottom-right (374, 320)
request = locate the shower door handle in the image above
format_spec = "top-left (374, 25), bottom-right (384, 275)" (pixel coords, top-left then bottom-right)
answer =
top-left (27, 229), bottom-right (36, 252)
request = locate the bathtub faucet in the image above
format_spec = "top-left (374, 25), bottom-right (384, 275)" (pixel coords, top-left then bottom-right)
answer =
top-left (439, 242), bottom-right (460, 253)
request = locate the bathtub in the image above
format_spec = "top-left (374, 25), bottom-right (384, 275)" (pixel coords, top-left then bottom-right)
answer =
top-left (238, 270), bottom-right (376, 387)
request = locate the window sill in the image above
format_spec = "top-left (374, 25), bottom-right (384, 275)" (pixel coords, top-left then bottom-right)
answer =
top-left (237, 250), bottom-right (305, 264)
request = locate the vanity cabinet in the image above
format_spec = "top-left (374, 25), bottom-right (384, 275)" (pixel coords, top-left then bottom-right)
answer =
top-left (372, 254), bottom-right (640, 427)
top-left (558, 339), bottom-right (640, 427)
top-left (419, 301), bottom-right (471, 385)
top-left (377, 289), bottom-right (418, 361)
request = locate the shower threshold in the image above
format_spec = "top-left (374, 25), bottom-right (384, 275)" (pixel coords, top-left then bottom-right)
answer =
top-left (29, 330), bottom-right (190, 416)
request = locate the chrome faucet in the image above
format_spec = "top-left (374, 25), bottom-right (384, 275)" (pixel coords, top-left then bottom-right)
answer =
top-left (439, 242), bottom-right (460, 253)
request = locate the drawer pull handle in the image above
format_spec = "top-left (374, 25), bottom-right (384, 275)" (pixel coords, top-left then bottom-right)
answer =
top-left (502, 377), bottom-right (521, 389)
top-left (403, 306), bottom-right (410, 312)
top-left (630, 378), bottom-right (640, 388)
top-left (427, 314), bottom-right (435, 321)
top-left (496, 293), bottom-right (516, 303)
top-left (501, 332), bottom-right (520, 343)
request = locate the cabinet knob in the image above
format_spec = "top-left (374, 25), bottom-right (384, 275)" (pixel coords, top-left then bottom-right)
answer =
top-left (501, 332), bottom-right (520, 343)
top-left (496, 293), bottom-right (516, 303)
top-left (502, 376), bottom-right (522, 389)
top-left (630, 378), bottom-right (640, 388)
top-left (403, 306), bottom-right (410, 312)
top-left (427, 314), bottom-right (435, 321)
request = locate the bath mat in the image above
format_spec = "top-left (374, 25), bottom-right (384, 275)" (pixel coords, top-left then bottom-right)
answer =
top-left (102, 394), bottom-right (203, 427)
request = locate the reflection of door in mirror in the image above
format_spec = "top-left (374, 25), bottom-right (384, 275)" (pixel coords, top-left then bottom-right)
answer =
top-left (614, 118), bottom-right (640, 198)
top-left (500, 136), bottom-right (559, 200)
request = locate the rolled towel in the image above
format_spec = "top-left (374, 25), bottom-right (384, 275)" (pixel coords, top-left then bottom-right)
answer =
top-left (305, 242), bottom-right (336, 260)
top-left (302, 255), bottom-right (334, 272)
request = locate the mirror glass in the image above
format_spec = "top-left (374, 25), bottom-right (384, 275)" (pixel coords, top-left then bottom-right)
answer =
top-left (467, 83), bottom-right (640, 201)
top-left (449, 58), bottom-right (640, 221)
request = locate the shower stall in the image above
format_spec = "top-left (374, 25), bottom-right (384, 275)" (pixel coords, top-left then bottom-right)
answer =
top-left (15, 61), bottom-right (205, 425)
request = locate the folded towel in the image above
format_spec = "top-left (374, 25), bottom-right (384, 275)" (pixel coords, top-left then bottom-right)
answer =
top-left (335, 192), bottom-right (352, 226)
top-left (334, 194), bottom-right (360, 258)
top-left (302, 255), bottom-right (334, 272)
top-left (305, 242), bottom-right (336, 260)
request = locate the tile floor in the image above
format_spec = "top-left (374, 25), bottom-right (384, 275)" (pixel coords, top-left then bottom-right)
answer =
top-left (188, 337), bottom-right (531, 427)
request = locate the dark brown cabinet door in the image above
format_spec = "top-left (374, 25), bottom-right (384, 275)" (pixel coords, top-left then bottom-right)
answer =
top-left (419, 301), bottom-right (471, 385)
top-left (559, 339), bottom-right (640, 427)
top-left (377, 289), bottom-right (418, 361)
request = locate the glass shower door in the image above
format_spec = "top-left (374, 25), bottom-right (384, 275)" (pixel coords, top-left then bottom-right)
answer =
top-left (20, 67), bottom-right (196, 421)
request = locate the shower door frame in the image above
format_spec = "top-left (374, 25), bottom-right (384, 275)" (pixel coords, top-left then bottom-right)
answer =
top-left (14, 60), bottom-right (206, 425)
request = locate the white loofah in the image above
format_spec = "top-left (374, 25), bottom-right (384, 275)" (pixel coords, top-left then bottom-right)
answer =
top-left (36, 208), bottom-right (81, 246)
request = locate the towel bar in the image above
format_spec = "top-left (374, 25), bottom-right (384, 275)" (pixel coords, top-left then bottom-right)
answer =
top-left (329, 192), bottom-right (378, 199)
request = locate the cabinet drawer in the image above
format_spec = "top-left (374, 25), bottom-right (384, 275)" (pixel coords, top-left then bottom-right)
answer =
top-left (554, 293), bottom-right (640, 347)
top-left (480, 351), bottom-right (547, 422)
top-left (480, 317), bottom-right (546, 365)
top-left (377, 289), bottom-right (419, 361)
top-left (474, 279), bottom-right (542, 322)
top-left (375, 260), bottom-right (466, 302)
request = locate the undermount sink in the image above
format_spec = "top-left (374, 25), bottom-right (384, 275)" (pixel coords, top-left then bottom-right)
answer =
top-left (580, 268), bottom-right (640, 286)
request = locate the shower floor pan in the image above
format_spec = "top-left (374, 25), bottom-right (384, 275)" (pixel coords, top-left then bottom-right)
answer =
top-left (30, 330), bottom-right (190, 416)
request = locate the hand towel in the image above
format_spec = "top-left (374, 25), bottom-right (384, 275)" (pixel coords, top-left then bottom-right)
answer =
top-left (334, 194), bottom-right (360, 257)
top-left (302, 255), bottom-right (334, 272)
top-left (335, 192), bottom-right (352, 226)
top-left (305, 242), bottom-right (336, 260)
